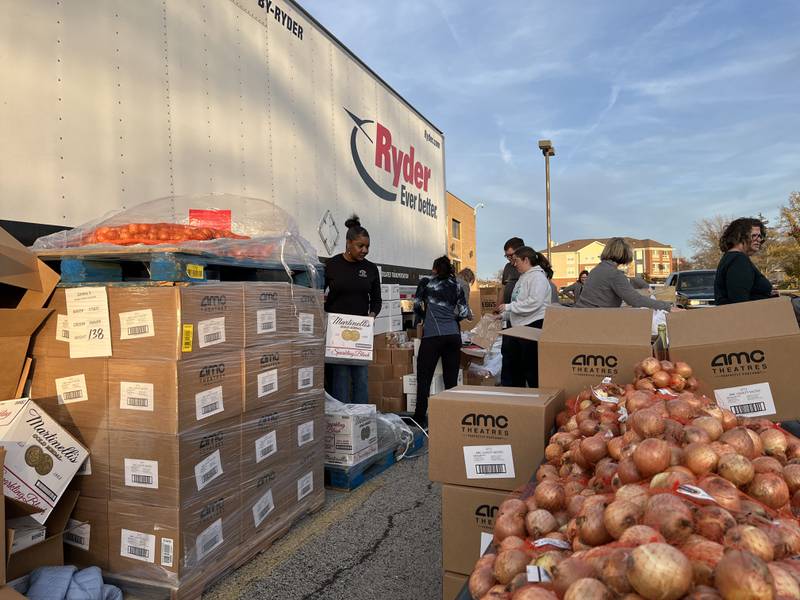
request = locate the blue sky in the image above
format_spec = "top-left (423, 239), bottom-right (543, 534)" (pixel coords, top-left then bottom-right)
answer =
top-left (302, 0), bottom-right (800, 278)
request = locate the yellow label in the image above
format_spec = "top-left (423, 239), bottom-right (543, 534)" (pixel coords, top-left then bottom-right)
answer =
top-left (186, 264), bottom-right (204, 279)
top-left (182, 324), bottom-right (194, 353)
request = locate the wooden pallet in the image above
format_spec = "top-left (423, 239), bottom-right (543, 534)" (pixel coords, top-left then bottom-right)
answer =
top-left (324, 430), bottom-right (426, 492)
top-left (35, 247), bottom-right (322, 287)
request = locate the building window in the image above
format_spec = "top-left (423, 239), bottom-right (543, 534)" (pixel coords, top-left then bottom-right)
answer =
top-left (662, 250), bottom-right (670, 258)
top-left (658, 264), bottom-right (665, 271)
top-left (451, 219), bottom-right (461, 240)
top-left (567, 267), bottom-right (575, 275)
top-left (452, 259), bottom-right (462, 273)
top-left (567, 255), bottom-right (575, 263)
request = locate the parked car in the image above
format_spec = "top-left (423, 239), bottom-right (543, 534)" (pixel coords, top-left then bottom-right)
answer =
top-left (664, 270), bottom-right (716, 308)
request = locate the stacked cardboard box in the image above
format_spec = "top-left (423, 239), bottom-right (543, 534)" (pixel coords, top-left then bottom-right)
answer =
top-left (373, 284), bottom-right (403, 335)
top-left (402, 337), bottom-right (463, 413)
top-left (28, 282), bottom-right (326, 597)
top-left (367, 332), bottom-right (415, 413)
top-left (428, 385), bottom-right (563, 598)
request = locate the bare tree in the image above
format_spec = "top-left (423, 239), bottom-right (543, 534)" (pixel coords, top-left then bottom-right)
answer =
top-left (688, 214), bottom-right (732, 269)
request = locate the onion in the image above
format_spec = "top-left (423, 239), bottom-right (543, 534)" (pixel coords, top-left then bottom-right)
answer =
top-left (669, 444), bottom-right (684, 466)
top-left (579, 418), bottom-right (600, 438)
top-left (673, 361), bottom-right (693, 378)
top-left (724, 525), bottom-right (774, 562)
top-left (767, 563), bottom-right (800, 598)
top-left (695, 505), bottom-right (736, 542)
top-left (534, 481), bottom-right (566, 512)
top-left (494, 512), bottom-right (526, 543)
top-left (481, 584), bottom-right (511, 599)
top-left (761, 428), bottom-right (788, 457)
top-left (494, 549), bottom-right (530, 585)
top-left (564, 578), bottom-right (611, 600)
top-left (660, 360), bottom-right (674, 372)
top-left (721, 427), bottom-right (757, 459)
top-left (577, 501), bottom-right (611, 546)
top-left (500, 536), bottom-right (527, 553)
top-left (567, 495), bottom-right (586, 518)
top-left (597, 548), bottom-right (632, 595)
top-left (685, 586), bottom-right (723, 600)
top-left (717, 453), bottom-right (755, 487)
top-left (669, 373), bottom-right (686, 392)
top-left (580, 435), bottom-right (608, 464)
top-left (633, 438), bottom-right (671, 478)
top-left (693, 416), bottom-right (724, 441)
top-left (640, 357), bottom-right (660, 376)
top-left (616, 457), bottom-right (643, 485)
top-left (607, 437), bottom-right (625, 461)
top-left (666, 398), bottom-right (695, 422)
top-left (710, 441), bottom-right (737, 458)
top-left (469, 566), bottom-right (496, 599)
top-left (762, 520), bottom-right (800, 559)
top-left (631, 407), bottom-right (665, 438)
top-left (499, 498), bottom-right (527, 517)
top-left (752, 456), bottom-right (784, 474)
top-left (510, 586), bottom-right (559, 600)
top-left (593, 460), bottom-right (617, 489)
top-left (748, 472), bottom-right (790, 509)
top-left (635, 378), bottom-right (656, 392)
top-left (626, 543), bottom-right (692, 600)
top-left (551, 557), bottom-right (596, 598)
top-left (714, 550), bottom-right (775, 600)
top-left (526, 509), bottom-right (558, 539)
top-left (785, 464), bottom-right (800, 494)
top-left (615, 484), bottom-right (649, 510)
top-left (683, 442), bottom-right (719, 476)
top-left (475, 553), bottom-right (496, 571)
top-left (534, 550), bottom-right (566, 574)
top-left (619, 524), bottom-right (665, 546)
top-left (685, 376), bottom-right (700, 391)
top-left (650, 470), bottom-right (693, 490)
top-left (603, 499), bottom-right (642, 539)
top-left (682, 426), bottom-right (712, 445)
top-left (681, 537), bottom-right (725, 586)
top-left (524, 496), bottom-right (538, 512)
top-left (536, 464), bottom-right (559, 482)
top-left (652, 370), bottom-right (671, 389)
top-left (720, 409), bottom-right (738, 430)
top-left (576, 407), bottom-right (597, 425)
top-left (698, 475), bottom-right (742, 512)
top-left (643, 493), bottom-right (694, 544)
top-left (746, 428), bottom-right (765, 456)
top-left (551, 432), bottom-right (577, 449)
top-left (626, 391), bottom-right (654, 412)
top-left (544, 443), bottom-right (562, 464)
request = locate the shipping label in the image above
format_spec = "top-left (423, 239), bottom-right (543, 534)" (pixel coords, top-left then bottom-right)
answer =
top-left (124, 458), bottom-right (159, 489)
top-left (65, 287), bottom-right (112, 358)
top-left (55, 374), bottom-right (88, 405)
top-left (120, 381), bottom-right (154, 411)
top-left (194, 449), bottom-right (223, 491)
top-left (299, 312), bottom-right (314, 334)
top-left (195, 386), bottom-right (225, 421)
top-left (161, 537), bottom-right (174, 567)
top-left (197, 317), bottom-right (226, 348)
top-left (253, 489), bottom-right (275, 528)
top-left (120, 529), bottom-right (156, 563)
top-left (479, 531), bottom-right (493, 555)
top-left (714, 382), bottom-right (776, 418)
top-left (298, 367), bottom-right (314, 390)
top-left (297, 471), bottom-right (314, 500)
top-left (64, 519), bottom-right (91, 551)
top-left (257, 369), bottom-right (279, 398)
top-left (195, 518), bottom-right (224, 562)
top-left (297, 420), bottom-right (314, 447)
top-left (255, 430), bottom-right (278, 463)
top-left (257, 308), bottom-right (277, 334)
top-left (119, 309), bottom-right (155, 340)
top-left (527, 565), bottom-right (552, 583)
top-left (463, 445), bottom-right (515, 480)
top-left (56, 314), bottom-right (70, 342)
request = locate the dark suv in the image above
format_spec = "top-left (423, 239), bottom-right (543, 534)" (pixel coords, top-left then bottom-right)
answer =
top-left (665, 270), bottom-right (716, 308)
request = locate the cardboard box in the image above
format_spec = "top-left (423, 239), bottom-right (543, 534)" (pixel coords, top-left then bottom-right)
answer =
top-left (243, 344), bottom-right (293, 413)
top-left (380, 397), bottom-right (405, 414)
top-left (479, 286), bottom-right (501, 316)
top-left (373, 347), bottom-right (392, 365)
top-left (324, 441), bottom-right (378, 466)
top-left (31, 284), bottom-right (245, 361)
top-left (442, 484), bottom-right (512, 575)
top-left (0, 587), bottom-right (26, 599)
top-left (286, 287), bottom-right (324, 339)
top-left (381, 284), bottom-right (400, 301)
top-left (0, 399), bottom-right (88, 523)
top-left (667, 297), bottom-right (800, 420)
top-left (389, 315), bottom-right (403, 332)
top-left (6, 515), bottom-right (45, 554)
top-left (443, 571), bottom-right (469, 600)
top-left (373, 316), bottom-right (389, 336)
top-left (391, 348), bottom-right (414, 370)
top-left (108, 417), bottom-right (241, 508)
top-left (388, 300), bottom-right (402, 317)
top-left (368, 380), bottom-right (383, 401)
top-left (382, 379), bottom-right (403, 398)
top-left (0, 310), bottom-right (52, 402)
top-left (537, 307), bottom-right (653, 399)
top-left (108, 492), bottom-right (242, 584)
top-left (65, 425), bottom-right (110, 499)
top-left (324, 404), bottom-right (377, 455)
top-left (406, 394), bottom-right (416, 413)
top-left (64, 496), bottom-right (110, 571)
top-left (428, 386), bottom-right (563, 491)
top-left (403, 374), bottom-right (417, 395)
top-left (368, 364), bottom-right (391, 382)
top-left (292, 341), bottom-right (324, 394)
top-left (242, 282), bottom-right (292, 347)
top-left (324, 314), bottom-right (374, 364)
top-left (391, 364), bottom-right (411, 379)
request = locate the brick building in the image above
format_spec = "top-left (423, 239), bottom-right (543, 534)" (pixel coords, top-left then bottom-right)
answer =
top-left (445, 191), bottom-right (477, 276)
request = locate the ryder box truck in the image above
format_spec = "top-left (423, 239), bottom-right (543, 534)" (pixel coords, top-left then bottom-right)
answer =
top-left (0, 0), bottom-right (447, 285)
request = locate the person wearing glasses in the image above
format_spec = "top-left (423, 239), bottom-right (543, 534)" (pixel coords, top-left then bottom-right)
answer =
top-left (500, 237), bottom-right (525, 386)
top-left (562, 270), bottom-right (589, 304)
top-left (715, 218), bottom-right (774, 304)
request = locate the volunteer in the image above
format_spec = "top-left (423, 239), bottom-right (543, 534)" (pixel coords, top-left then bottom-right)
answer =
top-left (714, 217), bottom-right (774, 304)
top-left (495, 247), bottom-right (551, 387)
top-left (412, 256), bottom-right (469, 428)
top-left (500, 237), bottom-right (525, 385)
top-left (323, 215), bottom-right (381, 404)
top-left (537, 253), bottom-right (561, 305)
top-left (457, 267), bottom-right (476, 320)
top-left (575, 238), bottom-right (677, 311)
top-left (562, 270), bottom-right (589, 304)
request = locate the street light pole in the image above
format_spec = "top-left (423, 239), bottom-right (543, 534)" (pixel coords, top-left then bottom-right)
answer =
top-left (538, 140), bottom-right (555, 261)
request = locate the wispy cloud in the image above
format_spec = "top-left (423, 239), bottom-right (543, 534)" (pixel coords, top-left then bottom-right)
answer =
top-left (499, 138), bottom-right (512, 165)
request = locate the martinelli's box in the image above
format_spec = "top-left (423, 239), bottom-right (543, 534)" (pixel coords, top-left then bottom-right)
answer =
top-left (324, 313), bottom-right (374, 364)
top-left (428, 386), bottom-right (563, 491)
top-left (667, 297), bottom-right (800, 421)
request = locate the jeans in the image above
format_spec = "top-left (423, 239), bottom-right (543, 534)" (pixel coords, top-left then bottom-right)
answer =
top-left (325, 364), bottom-right (369, 404)
top-left (507, 319), bottom-right (543, 388)
top-left (414, 334), bottom-right (462, 422)
top-left (500, 331), bottom-right (514, 386)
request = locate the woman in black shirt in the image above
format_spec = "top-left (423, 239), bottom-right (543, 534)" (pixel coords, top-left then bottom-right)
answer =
top-left (324, 216), bottom-right (382, 403)
top-left (714, 218), bottom-right (773, 304)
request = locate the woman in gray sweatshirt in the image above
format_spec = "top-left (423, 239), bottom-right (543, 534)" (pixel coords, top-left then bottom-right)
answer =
top-left (575, 238), bottom-right (675, 311)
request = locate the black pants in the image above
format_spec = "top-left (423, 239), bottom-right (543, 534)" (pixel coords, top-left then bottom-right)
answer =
top-left (414, 334), bottom-right (462, 421)
top-left (507, 319), bottom-right (543, 388)
top-left (500, 331), bottom-right (514, 386)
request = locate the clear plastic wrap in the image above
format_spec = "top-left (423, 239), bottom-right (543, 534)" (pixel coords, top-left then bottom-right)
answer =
top-left (377, 411), bottom-right (414, 457)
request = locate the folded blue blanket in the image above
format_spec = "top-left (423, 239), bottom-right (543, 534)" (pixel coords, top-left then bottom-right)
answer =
top-left (24, 566), bottom-right (122, 600)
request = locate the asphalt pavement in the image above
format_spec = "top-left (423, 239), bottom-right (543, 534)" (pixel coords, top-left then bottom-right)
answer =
top-left (204, 449), bottom-right (442, 600)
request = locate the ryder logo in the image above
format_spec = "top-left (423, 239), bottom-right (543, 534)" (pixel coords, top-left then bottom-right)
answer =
top-left (345, 108), bottom-right (438, 219)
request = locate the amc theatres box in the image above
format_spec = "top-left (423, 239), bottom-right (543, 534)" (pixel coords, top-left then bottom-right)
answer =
top-left (243, 344), bottom-right (293, 413)
top-left (64, 496), bottom-right (110, 571)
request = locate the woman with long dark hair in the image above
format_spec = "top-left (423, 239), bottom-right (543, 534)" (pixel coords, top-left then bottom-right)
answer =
top-left (324, 215), bottom-right (381, 403)
top-left (412, 255), bottom-right (469, 428)
top-left (715, 217), bottom-right (773, 304)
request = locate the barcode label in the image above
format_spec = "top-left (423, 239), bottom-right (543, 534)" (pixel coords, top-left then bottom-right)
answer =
top-left (731, 402), bottom-right (767, 415)
top-left (464, 445), bottom-right (515, 480)
top-left (195, 518), bottom-right (224, 562)
top-left (299, 312), bottom-right (314, 334)
top-left (257, 369), bottom-right (279, 398)
top-left (297, 471), bottom-right (314, 501)
top-left (120, 381), bottom-right (154, 412)
top-left (197, 317), bottom-right (226, 348)
top-left (55, 374), bottom-right (88, 405)
top-left (257, 308), bottom-right (277, 334)
top-left (64, 519), bottom-right (91, 551)
top-left (527, 565), bottom-right (552, 583)
top-left (194, 449), bottom-right (223, 491)
top-left (161, 538), bottom-right (174, 567)
top-left (714, 383), bottom-right (776, 418)
top-left (195, 386), bottom-right (224, 421)
top-left (297, 421), bottom-right (314, 447)
top-left (182, 324), bottom-right (194, 352)
top-left (56, 314), bottom-right (70, 342)
top-left (120, 529), bottom-right (156, 564)
top-left (298, 367), bottom-right (314, 390)
top-left (65, 532), bottom-right (86, 547)
top-left (124, 458), bottom-right (159, 489)
top-left (475, 464), bottom-right (506, 475)
top-left (119, 309), bottom-right (155, 340)
top-left (252, 489), bottom-right (275, 527)
top-left (77, 457), bottom-right (92, 476)
top-left (255, 430), bottom-right (278, 463)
